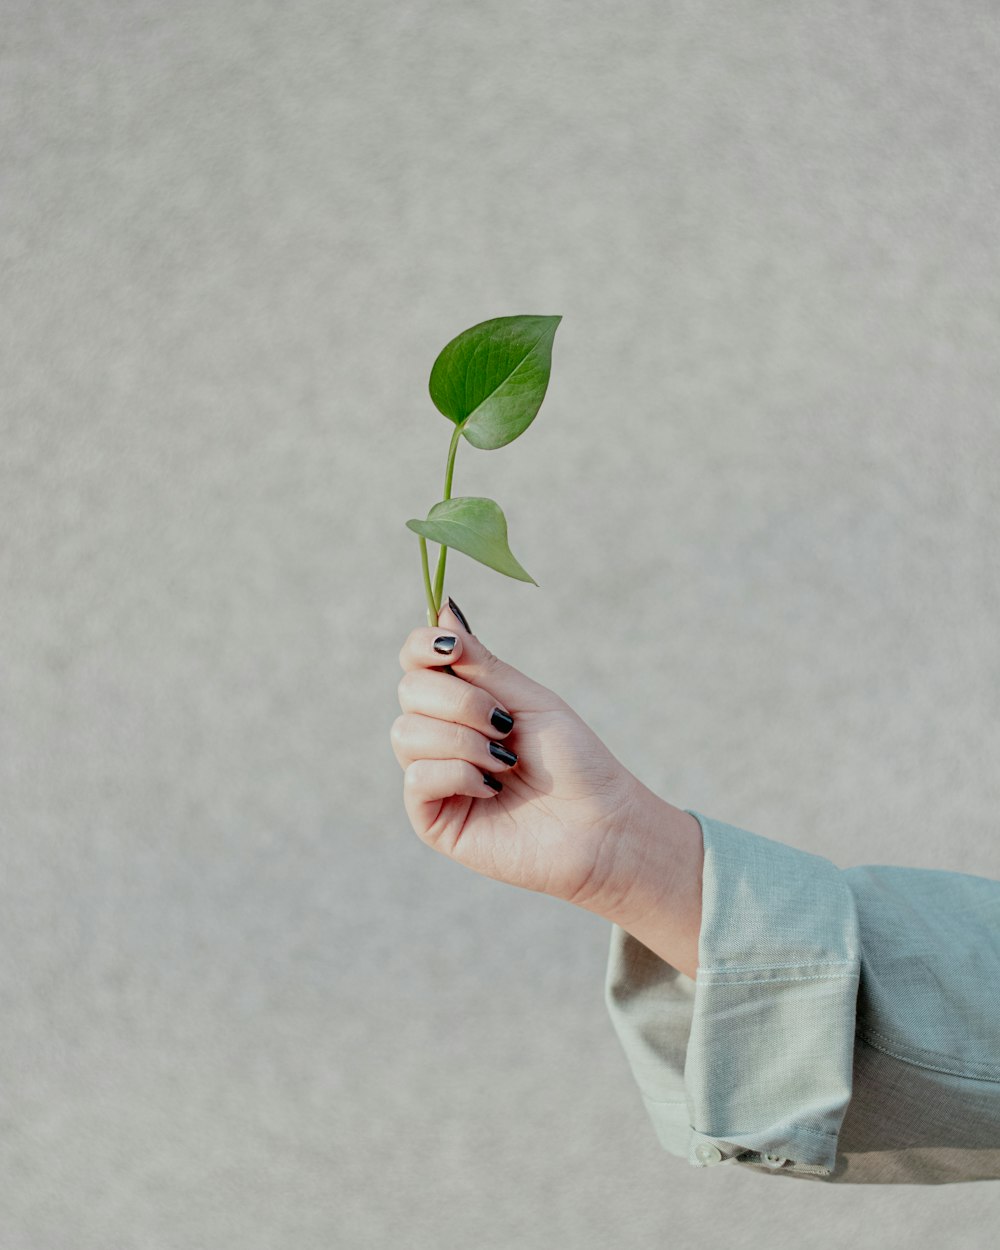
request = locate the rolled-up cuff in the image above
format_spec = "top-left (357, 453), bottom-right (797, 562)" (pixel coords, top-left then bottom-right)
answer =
top-left (606, 810), bottom-right (860, 1177)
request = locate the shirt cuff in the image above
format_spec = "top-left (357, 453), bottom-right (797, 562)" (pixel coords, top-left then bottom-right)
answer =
top-left (605, 809), bottom-right (861, 1178)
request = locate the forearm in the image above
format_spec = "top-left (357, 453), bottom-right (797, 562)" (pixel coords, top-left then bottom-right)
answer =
top-left (589, 781), bottom-right (704, 980)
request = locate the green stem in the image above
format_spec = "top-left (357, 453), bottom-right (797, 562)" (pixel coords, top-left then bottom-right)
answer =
top-left (442, 421), bottom-right (463, 499)
top-left (432, 422), bottom-right (464, 608)
top-left (419, 536), bottom-right (437, 626)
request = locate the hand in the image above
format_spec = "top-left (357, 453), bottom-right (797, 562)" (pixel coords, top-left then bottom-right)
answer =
top-left (391, 598), bottom-right (665, 917)
top-left (392, 598), bottom-right (705, 976)
top-left (392, 598), bottom-right (643, 912)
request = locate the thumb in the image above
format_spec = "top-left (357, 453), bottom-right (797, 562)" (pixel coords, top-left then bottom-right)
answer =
top-left (437, 596), bottom-right (561, 714)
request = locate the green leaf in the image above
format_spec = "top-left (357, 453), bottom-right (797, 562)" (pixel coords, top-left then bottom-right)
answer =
top-left (406, 497), bottom-right (537, 584)
top-left (428, 314), bottom-right (561, 450)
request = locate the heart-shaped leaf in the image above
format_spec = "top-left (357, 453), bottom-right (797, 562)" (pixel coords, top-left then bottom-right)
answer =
top-left (428, 315), bottom-right (561, 450)
top-left (406, 497), bottom-right (537, 584)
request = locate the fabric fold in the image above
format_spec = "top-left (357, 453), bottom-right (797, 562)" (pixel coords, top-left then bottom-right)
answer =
top-left (606, 809), bottom-right (861, 1177)
top-left (607, 808), bottom-right (1000, 1183)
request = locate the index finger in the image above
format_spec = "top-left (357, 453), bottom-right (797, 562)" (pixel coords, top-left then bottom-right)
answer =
top-left (398, 626), bottom-right (466, 673)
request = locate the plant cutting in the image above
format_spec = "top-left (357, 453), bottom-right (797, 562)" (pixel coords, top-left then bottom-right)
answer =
top-left (406, 315), bottom-right (562, 626)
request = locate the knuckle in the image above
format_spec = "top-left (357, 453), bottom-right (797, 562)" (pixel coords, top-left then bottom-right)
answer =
top-left (446, 720), bottom-right (469, 755)
top-left (457, 685), bottom-right (483, 724)
top-left (390, 715), bottom-right (409, 749)
top-left (403, 760), bottom-right (424, 791)
top-left (480, 649), bottom-right (502, 676)
top-left (396, 670), bottom-right (415, 704)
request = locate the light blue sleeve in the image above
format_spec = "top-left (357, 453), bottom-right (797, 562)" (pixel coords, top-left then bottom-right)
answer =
top-left (605, 810), bottom-right (1000, 1183)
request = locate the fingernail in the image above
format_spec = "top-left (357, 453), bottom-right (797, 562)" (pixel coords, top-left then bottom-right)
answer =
top-left (433, 635), bottom-right (457, 655)
top-left (490, 708), bottom-right (514, 734)
top-left (482, 772), bottom-right (503, 792)
top-left (448, 597), bottom-right (472, 634)
top-left (489, 741), bottom-right (517, 767)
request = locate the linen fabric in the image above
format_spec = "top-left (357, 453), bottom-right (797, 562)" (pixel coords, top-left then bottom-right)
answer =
top-left (605, 810), bottom-right (1000, 1183)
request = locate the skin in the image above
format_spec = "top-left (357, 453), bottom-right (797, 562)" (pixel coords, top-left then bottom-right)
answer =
top-left (392, 599), bottom-right (704, 980)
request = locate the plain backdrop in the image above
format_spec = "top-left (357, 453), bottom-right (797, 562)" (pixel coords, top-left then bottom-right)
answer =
top-left (3, 1), bottom-right (999, 1246)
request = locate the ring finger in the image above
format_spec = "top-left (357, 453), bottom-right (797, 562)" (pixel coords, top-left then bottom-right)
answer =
top-left (390, 712), bottom-right (519, 774)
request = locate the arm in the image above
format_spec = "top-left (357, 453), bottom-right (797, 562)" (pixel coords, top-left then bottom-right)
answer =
top-left (573, 783), bottom-right (704, 983)
top-left (393, 600), bottom-right (1000, 1184)
top-left (607, 809), bottom-right (1000, 1184)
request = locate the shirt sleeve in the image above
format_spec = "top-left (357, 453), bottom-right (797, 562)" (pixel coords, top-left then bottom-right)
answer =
top-left (604, 809), bottom-right (1000, 1183)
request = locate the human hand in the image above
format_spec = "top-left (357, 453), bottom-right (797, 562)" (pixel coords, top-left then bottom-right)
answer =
top-left (392, 597), bottom-right (660, 919)
top-left (392, 597), bottom-right (705, 976)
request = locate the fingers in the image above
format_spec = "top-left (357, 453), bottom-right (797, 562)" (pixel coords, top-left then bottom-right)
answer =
top-left (390, 712), bottom-right (519, 774)
top-left (398, 598), bottom-right (561, 715)
top-left (396, 668), bottom-right (515, 742)
top-left (398, 626), bottom-right (466, 674)
top-left (435, 599), bottom-right (558, 713)
top-left (403, 758), bottom-right (503, 839)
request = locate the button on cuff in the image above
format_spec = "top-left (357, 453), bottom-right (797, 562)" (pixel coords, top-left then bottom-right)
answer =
top-left (689, 1139), bottom-right (725, 1167)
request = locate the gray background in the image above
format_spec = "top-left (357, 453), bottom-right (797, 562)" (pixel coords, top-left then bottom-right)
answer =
top-left (3, 0), bottom-right (999, 1245)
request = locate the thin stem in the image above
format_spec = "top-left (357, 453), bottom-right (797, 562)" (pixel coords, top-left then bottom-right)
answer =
top-left (432, 422), bottom-right (464, 608)
top-left (419, 536), bottom-right (437, 626)
top-left (442, 421), bottom-right (463, 499)
top-left (433, 550), bottom-right (449, 618)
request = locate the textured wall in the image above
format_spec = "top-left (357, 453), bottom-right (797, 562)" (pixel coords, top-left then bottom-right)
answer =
top-left (3, 1), bottom-right (999, 1245)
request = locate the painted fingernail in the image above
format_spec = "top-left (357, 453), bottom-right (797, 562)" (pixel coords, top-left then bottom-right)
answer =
top-left (489, 741), bottom-right (518, 767)
top-left (448, 597), bottom-right (472, 634)
top-left (433, 635), bottom-right (457, 655)
top-left (482, 772), bottom-right (503, 792)
top-left (490, 708), bottom-right (514, 734)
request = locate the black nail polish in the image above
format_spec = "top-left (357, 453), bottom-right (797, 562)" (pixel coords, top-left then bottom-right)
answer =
top-left (482, 772), bottom-right (503, 792)
top-left (489, 741), bottom-right (518, 767)
top-left (490, 708), bottom-right (514, 734)
top-left (433, 635), bottom-right (457, 654)
top-left (448, 597), bottom-right (472, 634)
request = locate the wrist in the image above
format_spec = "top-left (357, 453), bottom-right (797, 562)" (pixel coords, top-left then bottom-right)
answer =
top-left (581, 780), bottom-right (704, 980)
